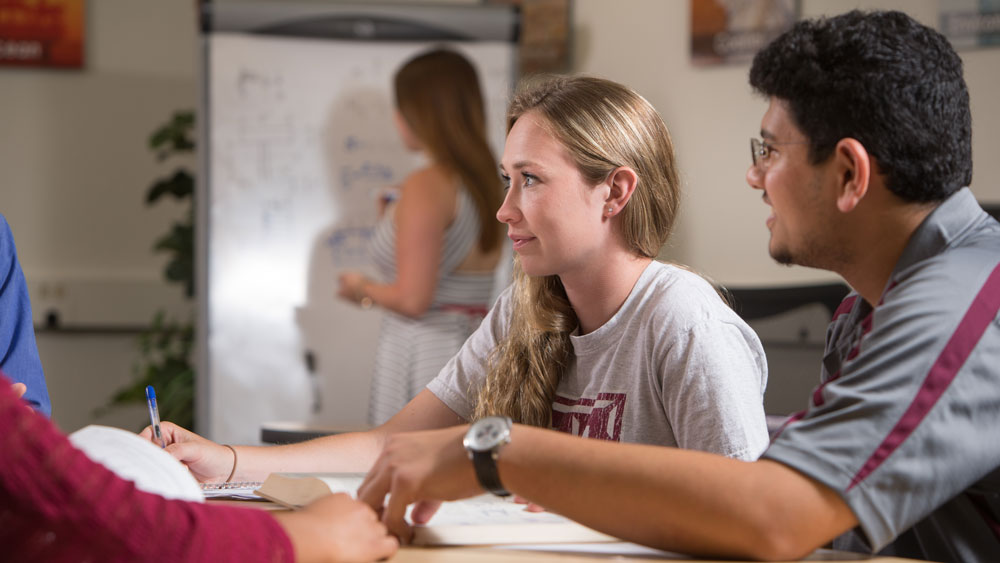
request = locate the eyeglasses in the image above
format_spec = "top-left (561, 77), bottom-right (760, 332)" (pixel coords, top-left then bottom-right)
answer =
top-left (750, 137), bottom-right (810, 170)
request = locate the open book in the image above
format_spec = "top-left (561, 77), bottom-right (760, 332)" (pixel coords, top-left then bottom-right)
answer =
top-left (69, 425), bottom-right (204, 502)
top-left (256, 473), bottom-right (616, 546)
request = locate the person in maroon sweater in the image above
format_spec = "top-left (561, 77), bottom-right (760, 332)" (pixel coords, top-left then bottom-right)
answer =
top-left (0, 374), bottom-right (397, 562)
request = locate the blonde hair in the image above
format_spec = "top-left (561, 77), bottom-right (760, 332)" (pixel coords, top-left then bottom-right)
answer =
top-left (394, 48), bottom-right (503, 252)
top-left (472, 75), bottom-right (681, 426)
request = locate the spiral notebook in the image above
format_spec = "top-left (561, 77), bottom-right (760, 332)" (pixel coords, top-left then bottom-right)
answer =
top-left (200, 481), bottom-right (265, 500)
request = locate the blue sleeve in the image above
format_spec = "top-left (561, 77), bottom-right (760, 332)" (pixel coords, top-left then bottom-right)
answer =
top-left (0, 214), bottom-right (50, 416)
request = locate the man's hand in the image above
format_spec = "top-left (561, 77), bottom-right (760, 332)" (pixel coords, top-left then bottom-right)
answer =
top-left (357, 425), bottom-right (482, 542)
top-left (513, 495), bottom-right (546, 512)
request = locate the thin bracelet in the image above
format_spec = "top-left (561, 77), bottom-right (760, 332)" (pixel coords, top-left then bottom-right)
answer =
top-left (355, 279), bottom-right (374, 309)
top-left (223, 444), bottom-right (238, 483)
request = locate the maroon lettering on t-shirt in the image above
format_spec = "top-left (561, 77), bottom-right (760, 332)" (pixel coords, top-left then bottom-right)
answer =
top-left (551, 392), bottom-right (626, 441)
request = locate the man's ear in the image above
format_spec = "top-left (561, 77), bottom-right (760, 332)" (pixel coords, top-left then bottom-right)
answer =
top-left (833, 138), bottom-right (871, 213)
top-left (604, 166), bottom-right (639, 217)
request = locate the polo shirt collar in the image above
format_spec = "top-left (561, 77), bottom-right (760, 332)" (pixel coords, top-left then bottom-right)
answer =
top-left (891, 187), bottom-right (983, 278)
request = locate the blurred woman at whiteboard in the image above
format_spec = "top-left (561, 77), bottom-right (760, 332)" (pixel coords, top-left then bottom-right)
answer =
top-left (336, 48), bottom-right (505, 425)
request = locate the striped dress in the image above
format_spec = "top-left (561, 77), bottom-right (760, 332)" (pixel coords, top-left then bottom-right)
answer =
top-left (367, 188), bottom-right (495, 425)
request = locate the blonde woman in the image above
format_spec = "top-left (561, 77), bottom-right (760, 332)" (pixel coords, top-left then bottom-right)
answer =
top-left (147, 76), bottom-right (768, 485)
top-left (337, 48), bottom-right (505, 425)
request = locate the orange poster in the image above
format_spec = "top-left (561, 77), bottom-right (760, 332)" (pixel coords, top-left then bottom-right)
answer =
top-left (0, 0), bottom-right (85, 68)
top-left (691, 0), bottom-right (797, 65)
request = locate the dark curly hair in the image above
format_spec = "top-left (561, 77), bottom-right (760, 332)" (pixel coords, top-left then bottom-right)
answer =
top-left (749, 10), bottom-right (971, 202)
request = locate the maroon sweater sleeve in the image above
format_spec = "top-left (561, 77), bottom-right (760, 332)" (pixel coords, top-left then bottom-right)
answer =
top-left (0, 374), bottom-right (295, 562)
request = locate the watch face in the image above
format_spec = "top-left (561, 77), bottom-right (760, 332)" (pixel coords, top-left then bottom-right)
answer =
top-left (464, 417), bottom-right (510, 451)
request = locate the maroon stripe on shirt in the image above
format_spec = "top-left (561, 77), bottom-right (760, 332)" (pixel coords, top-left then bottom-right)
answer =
top-left (769, 410), bottom-right (806, 442)
top-left (845, 314), bottom-right (874, 363)
top-left (847, 263), bottom-right (1000, 491)
top-left (833, 295), bottom-right (858, 320)
top-left (812, 376), bottom-right (832, 408)
top-left (813, 311), bottom-right (874, 407)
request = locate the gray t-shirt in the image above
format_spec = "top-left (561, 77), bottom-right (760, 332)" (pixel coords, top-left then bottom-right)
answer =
top-left (427, 261), bottom-right (770, 460)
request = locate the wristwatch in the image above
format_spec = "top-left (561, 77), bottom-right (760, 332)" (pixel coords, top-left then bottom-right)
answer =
top-left (463, 416), bottom-right (513, 497)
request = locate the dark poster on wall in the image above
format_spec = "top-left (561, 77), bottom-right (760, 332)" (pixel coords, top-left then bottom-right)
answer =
top-left (691, 0), bottom-right (797, 66)
top-left (0, 0), bottom-right (85, 68)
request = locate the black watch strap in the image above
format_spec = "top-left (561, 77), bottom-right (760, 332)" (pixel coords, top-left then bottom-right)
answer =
top-left (470, 450), bottom-right (510, 496)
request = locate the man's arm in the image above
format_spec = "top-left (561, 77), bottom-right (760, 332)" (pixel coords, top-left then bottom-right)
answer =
top-left (501, 425), bottom-right (856, 560)
top-left (359, 424), bottom-right (857, 561)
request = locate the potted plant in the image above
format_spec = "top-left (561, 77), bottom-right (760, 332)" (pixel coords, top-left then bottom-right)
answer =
top-left (98, 111), bottom-right (196, 429)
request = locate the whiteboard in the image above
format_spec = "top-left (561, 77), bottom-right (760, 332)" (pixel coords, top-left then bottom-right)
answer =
top-left (204, 33), bottom-right (515, 444)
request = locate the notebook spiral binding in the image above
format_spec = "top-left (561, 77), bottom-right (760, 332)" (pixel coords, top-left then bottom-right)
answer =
top-left (200, 481), bottom-right (263, 490)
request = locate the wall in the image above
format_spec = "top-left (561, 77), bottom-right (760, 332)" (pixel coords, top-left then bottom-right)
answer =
top-left (1, 0), bottom-right (199, 431)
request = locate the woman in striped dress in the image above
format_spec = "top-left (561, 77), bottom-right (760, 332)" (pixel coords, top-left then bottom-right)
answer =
top-left (336, 48), bottom-right (505, 425)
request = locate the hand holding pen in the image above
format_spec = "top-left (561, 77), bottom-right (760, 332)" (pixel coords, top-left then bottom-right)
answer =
top-left (140, 414), bottom-right (249, 483)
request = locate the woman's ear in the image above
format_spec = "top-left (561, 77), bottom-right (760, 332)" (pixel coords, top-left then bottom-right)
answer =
top-left (604, 166), bottom-right (639, 217)
top-left (833, 138), bottom-right (871, 213)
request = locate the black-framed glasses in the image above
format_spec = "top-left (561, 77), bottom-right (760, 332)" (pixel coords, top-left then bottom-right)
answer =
top-left (750, 137), bottom-right (810, 169)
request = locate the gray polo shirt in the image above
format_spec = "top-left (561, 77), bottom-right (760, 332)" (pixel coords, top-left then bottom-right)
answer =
top-left (763, 188), bottom-right (1000, 562)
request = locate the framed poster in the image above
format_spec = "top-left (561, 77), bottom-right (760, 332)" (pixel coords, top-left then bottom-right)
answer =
top-left (0, 0), bottom-right (85, 68)
top-left (691, 0), bottom-right (798, 66)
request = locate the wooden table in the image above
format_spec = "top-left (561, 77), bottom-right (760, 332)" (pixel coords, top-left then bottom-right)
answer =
top-left (388, 545), bottom-right (917, 562)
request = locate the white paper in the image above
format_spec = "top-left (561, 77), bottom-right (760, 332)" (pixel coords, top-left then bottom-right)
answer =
top-left (426, 495), bottom-right (577, 526)
top-left (69, 425), bottom-right (204, 502)
top-left (497, 542), bottom-right (687, 558)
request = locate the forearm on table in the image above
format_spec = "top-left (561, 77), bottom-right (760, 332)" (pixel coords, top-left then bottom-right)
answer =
top-left (230, 399), bottom-right (457, 480)
top-left (232, 429), bottom-right (389, 481)
top-left (498, 426), bottom-right (856, 560)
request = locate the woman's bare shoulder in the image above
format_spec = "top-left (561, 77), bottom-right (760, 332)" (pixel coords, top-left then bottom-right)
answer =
top-left (398, 165), bottom-right (458, 215)
top-left (402, 164), bottom-right (456, 193)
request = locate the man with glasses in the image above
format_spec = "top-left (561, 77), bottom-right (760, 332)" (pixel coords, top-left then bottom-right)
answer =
top-left (743, 9), bottom-right (1000, 561)
top-left (355, 10), bottom-right (999, 562)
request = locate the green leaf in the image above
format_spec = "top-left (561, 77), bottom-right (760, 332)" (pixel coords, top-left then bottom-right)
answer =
top-left (148, 110), bottom-right (196, 160)
top-left (146, 170), bottom-right (194, 204)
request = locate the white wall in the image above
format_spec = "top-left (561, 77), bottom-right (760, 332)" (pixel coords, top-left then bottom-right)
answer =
top-left (572, 0), bottom-right (1000, 286)
top-left (3, 0), bottom-right (198, 289)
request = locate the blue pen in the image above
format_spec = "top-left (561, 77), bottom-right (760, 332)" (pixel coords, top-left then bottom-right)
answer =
top-left (146, 385), bottom-right (167, 448)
